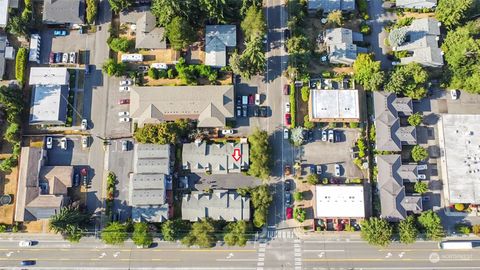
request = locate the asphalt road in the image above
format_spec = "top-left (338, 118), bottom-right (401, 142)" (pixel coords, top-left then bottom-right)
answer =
top-left (264, 0), bottom-right (294, 231)
top-left (1, 234), bottom-right (480, 269)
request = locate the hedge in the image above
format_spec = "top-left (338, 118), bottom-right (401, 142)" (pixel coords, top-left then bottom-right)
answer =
top-left (290, 83), bottom-right (296, 128)
top-left (15, 48), bottom-right (27, 85)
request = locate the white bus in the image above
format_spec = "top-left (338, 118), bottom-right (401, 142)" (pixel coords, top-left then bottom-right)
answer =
top-left (439, 241), bottom-right (473, 250)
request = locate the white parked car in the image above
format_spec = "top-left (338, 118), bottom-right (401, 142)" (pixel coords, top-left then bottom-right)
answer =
top-left (81, 119), bottom-right (88, 130)
top-left (417, 174), bottom-right (427, 180)
top-left (118, 111), bottom-right (129, 117)
top-left (62, 53), bottom-right (69, 63)
top-left (150, 63), bottom-right (168, 69)
top-left (285, 102), bottom-right (290, 113)
top-left (283, 128), bottom-right (289, 139)
top-left (255, 94), bottom-right (261, 105)
top-left (321, 130), bottom-right (327, 142)
top-left (81, 136), bottom-right (89, 149)
top-left (46, 137), bottom-right (53, 149)
top-left (119, 86), bottom-right (130, 92)
top-left (221, 129), bottom-right (234, 135)
top-left (119, 80), bottom-right (132, 86)
top-left (335, 163), bottom-right (341, 177)
top-left (19, 240), bottom-right (32, 247)
top-left (450, 89), bottom-right (458, 100)
top-left (122, 140), bottom-right (128, 151)
top-left (119, 117), bottom-right (131, 122)
top-left (60, 137), bottom-right (67, 150)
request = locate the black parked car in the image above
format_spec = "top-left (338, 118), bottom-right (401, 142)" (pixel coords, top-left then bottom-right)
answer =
top-left (253, 106), bottom-right (260, 117)
top-left (284, 179), bottom-right (292, 192)
top-left (259, 106), bottom-right (268, 117)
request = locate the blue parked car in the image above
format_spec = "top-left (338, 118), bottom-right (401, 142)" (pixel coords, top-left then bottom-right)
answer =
top-left (53, 30), bottom-right (67, 36)
top-left (21, 260), bottom-right (36, 266)
top-left (55, 53), bottom-right (62, 63)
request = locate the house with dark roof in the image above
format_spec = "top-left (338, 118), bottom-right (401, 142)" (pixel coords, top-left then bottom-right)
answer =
top-left (42, 0), bottom-right (85, 25)
top-left (377, 155), bottom-right (423, 222)
top-left (324, 28), bottom-right (367, 65)
top-left (129, 85), bottom-right (235, 128)
top-left (129, 144), bottom-right (173, 222)
top-left (182, 190), bottom-right (250, 221)
top-left (374, 91), bottom-right (416, 152)
top-left (15, 147), bottom-right (73, 222)
top-left (205, 25), bottom-right (237, 67)
top-left (120, 10), bottom-right (166, 49)
top-left (308, 0), bottom-right (355, 12)
top-left (182, 139), bottom-right (249, 174)
top-left (396, 0), bottom-right (437, 9)
top-left (390, 18), bottom-right (443, 67)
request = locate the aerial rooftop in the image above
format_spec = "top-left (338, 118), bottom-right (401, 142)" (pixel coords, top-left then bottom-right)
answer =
top-left (309, 89), bottom-right (360, 122)
top-left (438, 114), bottom-right (480, 204)
top-left (314, 185), bottom-right (365, 218)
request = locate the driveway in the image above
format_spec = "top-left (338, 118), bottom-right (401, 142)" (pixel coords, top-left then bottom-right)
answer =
top-left (367, 0), bottom-right (397, 69)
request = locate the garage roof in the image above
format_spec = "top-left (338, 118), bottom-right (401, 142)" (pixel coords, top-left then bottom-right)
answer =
top-left (310, 89), bottom-right (360, 122)
top-left (314, 185), bottom-right (365, 218)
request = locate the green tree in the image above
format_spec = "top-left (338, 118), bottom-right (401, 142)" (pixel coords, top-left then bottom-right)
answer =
top-left (247, 129), bottom-right (271, 180)
top-left (200, 0), bottom-right (227, 24)
top-left (414, 181), bottom-right (428, 194)
top-left (161, 220), bottom-right (178, 241)
top-left (293, 191), bottom-right (303, 201)
top-left (300, 86), bottom-right (310, 102)
top-left (407, 113), bottom-right (423, 126)
top-left (418, 210), bottom-right (444, 240)
top-left (108, 37), bottom-right (134, 52)
top-left (102, 59), bottom-right (126, 77)
top-left (15, 48), bottom-right (27, 86)
top-left (435, 0), bottom-right (473, 29)
top-left (134, 120), bottom-right (192, 145)
top-left (303, 115), bottom-right (314, 130)
top-left (441, 22), bottom-right (480, 94)
top-left (327, 10), bottom-right (343, 26)
top-left (108, 0), bottom-right (131, 13)
top-left (241, 0), bottom-right (262, 15)
top-left (353, 54), bottom-right (384, 91)
top-left (398, 215), bottom-right (418, 244)
top-left (101, 222), bottom-right (128, 245)
top-left (384, 63), bottom-right (428, 99)
top-left (4, 123), bottom-right (20, 143)
top-left (132, 222), bottom-right (153, 248)
top-left (306, 174), bottom-right (319, 185)
top-left (181, 219), bottom-right (216, 248)
top-left (240, 36), bottom-right (266, 79)
top-left (360, 218), bottom-right (393, 247)
top-left (86, 0), bottom-right (97, 24)
top-left (148, 68), bottom-right (160, 80)
top-left (411, 145), bottom-right (428, 162)
top-left (224, 221), bottom-right (248, 246)
top-left (6, 16), bottom-right (29, 38)
top-left (166, 16), bottom-right (196, 51)
top-left (294, 207), bottom-right (306, 222)
top-left (229, 50), bottom-right (244, 76)
top-left (241, 5), bottom-right (266, 40)
top-left (251, 185), bottom-right (272, 228)
top-left (49, 206), bottom-right (91, 242)
top-left (455, 223), bottom-right (471, 234)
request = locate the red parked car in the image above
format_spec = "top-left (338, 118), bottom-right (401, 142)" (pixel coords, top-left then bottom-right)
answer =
top-left (285, 113), bottom-right (291, 125)
top-left (286, 207), bottom-right (293, 219)
top-left (248, 94), bottom-right (254, 105)
top-left (283, 84), bottom-right (290, 95)
top-left (119, 99), bottom-right (130, 105)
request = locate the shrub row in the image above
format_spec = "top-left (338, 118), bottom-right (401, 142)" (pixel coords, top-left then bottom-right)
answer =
top-left (15, 48), bottom-right (27, 86)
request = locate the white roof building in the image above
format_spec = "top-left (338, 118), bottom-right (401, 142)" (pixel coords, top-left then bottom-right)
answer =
top-left (314, 185), bottom-right (365, 218)
top-left (29, 67), bottom-right (69, 86)
top-left (29, 85), bottom-right (68, 125)
top-left (438, 114), bottom-right (480, 204)
top-left (0, 0), bottom-right (9, 28)
top-left (309, 89), bottom-right (360, 122)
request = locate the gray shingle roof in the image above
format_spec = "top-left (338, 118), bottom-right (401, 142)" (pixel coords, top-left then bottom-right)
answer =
top-left (324, 28), bottom-right (364, 65)
top-left (130, 85), bottom-right (235, 128)
top-left (129, 144), bottom-right (171, 218)
top-left (182, 140), bottom-right (249, 174)
top-left (377, 155), bottom-right (423, 221)
top-left (42, 0), bottom-right (84, 25)
top-left (392, 18), bottom-right (443, 67)
top-left (135, 11), bottom-right (166, 49)
top-left (374, 92), bottom-right (415, 151)
top-left (205, 25), bottom-right (237, 67)
top-left (308, 0), bottom-right (355, 12)
top-left (181, 190), bottom-right (250, 221)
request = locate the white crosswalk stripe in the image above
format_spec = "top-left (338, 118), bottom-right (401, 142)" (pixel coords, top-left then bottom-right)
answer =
top-left (266, 229), bottom-right (296, 239)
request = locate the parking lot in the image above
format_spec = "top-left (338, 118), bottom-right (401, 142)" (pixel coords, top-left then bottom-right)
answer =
top-left (107, 139), bottom-right (135, 222)
top-left (46, 135), bottom-right (90, 166)
top-left (104, 77), bottom-right (133, 138)
top-left (40, 29), bottom-right (94, 65)
top-left (301, 128), bottom-right (364, 180)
